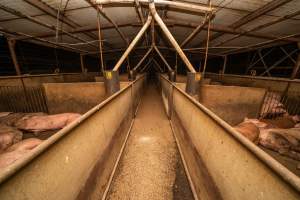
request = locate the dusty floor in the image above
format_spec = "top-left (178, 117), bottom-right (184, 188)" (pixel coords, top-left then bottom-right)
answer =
top-left (106, 83), bottom-right (193, 200)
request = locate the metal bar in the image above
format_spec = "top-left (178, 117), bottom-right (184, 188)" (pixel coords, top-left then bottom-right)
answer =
top-left (133, 46), bottom-right (153, 70)
top-left (149, 1), bottom-right (196, 72)
top-left (80, 54), bottom-right (85, 73)
top-left (0, 4), bottom-right (97, 49)
top-left (249, 48), bottom-right (274, 70)
top-left (0, 26), bottom-right (88, 54)
top-left (280, 47), bottom-right (296, 64)
top-left (222, 55), bottom-right (227, 74)
top-left (198, 0), bottom-right (293, 46)
top-left (154, 45), bottom-right (172, 71)
top-left (139, 58), bottom-right (152, 72)
top-left (214, 9), bottom-right (300, 47)
top-left (260, 48), bottom-right (298, 76)
top-left (222, 32), bottom-right (300, 55)
top-left (134, 0), bottom-right (149, 46)
top-left (180, 13), bottom-right (214, 48)
top-left (152, 58), bottom-right (163, 72)
top-left (23, 0), bottom-right (98, 41)
top-left (202, 2), bottom-right (211, 75)
top-left (291, 44), bottom-right (300, 79)
top-left (112, 15), bottom-right (152, 71)
top-left (7, 39), bottom-right (21, 75)
top-left (258, 50), bottom-right (272, 77)
top-left (94, 0), bottom-right (213, 13)
top-left (97, 8), bottom-right (105, 73)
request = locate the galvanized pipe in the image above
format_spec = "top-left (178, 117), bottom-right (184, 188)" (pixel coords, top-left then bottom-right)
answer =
top-left (112, 15), bottom-right (152, 71)
top-left (152, 58), bottom-right (163, 72)
top-left (80, 54), bottom-right (86, 73)
top-left (149, 1), bottom-right (196, 73)
top-left (180, 14), bottom-right (214, 48)
top-left (133, 46), bottom-right (153, 71)
top-left (154, 45), bottom-right (172, 72)
top-left (97, 7), bottom-right (105, 73)
top-left (94, 0), bottom-right (213, 13)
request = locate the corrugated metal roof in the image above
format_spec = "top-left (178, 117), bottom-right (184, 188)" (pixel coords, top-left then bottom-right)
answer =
top-left (0, 0), bottom-right (299, 54)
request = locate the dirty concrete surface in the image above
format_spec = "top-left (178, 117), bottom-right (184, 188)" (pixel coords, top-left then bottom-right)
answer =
top-left (106, 83), bottom-right (193, 200)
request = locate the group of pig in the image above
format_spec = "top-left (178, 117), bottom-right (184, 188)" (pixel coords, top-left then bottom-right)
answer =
top-left (0, 112), bottom-right (81, 169)
top-left (234, 115), bottom-right (300, 162)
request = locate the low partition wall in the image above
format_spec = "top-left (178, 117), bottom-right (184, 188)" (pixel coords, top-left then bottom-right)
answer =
top-left (198, 85), bottom-right (266, 125)
top-left (0, 75), bottom-right (146, 200)
top-left (205, 73), bottom-right (300, 94)
top-left (0, 72), bottom-right (100, 87)
top-left (43, 82), bottom-right (130, 114)
top-left (159, 75), bottom-right (300, 200)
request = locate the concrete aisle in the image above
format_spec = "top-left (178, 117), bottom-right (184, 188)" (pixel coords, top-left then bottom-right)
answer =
top-left (106, 83), bottom-right (193, 200)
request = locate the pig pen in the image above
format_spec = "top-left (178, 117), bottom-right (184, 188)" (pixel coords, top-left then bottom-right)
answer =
top-left (176, 74), bottom-right (300, 177)
top-left (0, 75), bottom-right (146, 200)
top-left (0, 80), bottom-right (130, 137)
top-left (0, 74), bottom-right (131, 171)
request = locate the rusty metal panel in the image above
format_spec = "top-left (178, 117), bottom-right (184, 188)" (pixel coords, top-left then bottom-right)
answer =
top-left (0, 75), bottom-right (146, 200)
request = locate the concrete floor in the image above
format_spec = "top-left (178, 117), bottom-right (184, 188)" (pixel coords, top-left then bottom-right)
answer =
top-left (106, 83), bottom-right (193, 200)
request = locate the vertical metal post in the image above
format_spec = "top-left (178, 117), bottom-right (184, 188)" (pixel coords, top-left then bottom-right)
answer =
top-left (97, 7), bottom-right (105, 73)
top-left (80, 54), bottom-right (85, 73)
top-left (291, 43), bottom-right (300, 79)
top-left (7, 39), bottom-right (21, 75)
top-left (222, 55), bottom-right (227, 74)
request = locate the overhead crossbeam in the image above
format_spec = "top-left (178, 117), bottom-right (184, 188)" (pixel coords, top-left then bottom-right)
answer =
top-left (149, 0), bottom-right (196, 72)
top-left (112, 15), bottom-right (152, 71)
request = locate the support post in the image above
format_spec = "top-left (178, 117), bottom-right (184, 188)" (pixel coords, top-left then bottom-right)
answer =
top-left (97, 7), bottom-right (105, 73)
top-left (80, 54), bottom-right (86, 73)
top-left (104, 70), bottom-right (120, 96)
top-left (222, 55), bottom-right (227, 74)
top-left (291, 43), bottom-right (300, 79)
top-left (186, 72), bottom-right (201, 96)
top-left (7, 39), bottom-right (21, 75)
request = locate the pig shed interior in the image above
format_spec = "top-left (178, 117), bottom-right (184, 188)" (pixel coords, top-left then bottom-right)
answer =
top-left (0, 0), bottom-right (300, 199)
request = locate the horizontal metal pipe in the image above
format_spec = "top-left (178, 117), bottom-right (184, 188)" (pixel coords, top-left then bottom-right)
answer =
top-left (133, 46), bottom-right (153, 70)
top-left (94, 0), bottom-right (213, 13)
top-left (112, 15), bottom-right (152, 71)
top-left (149, 1), bottom-right (196, 72)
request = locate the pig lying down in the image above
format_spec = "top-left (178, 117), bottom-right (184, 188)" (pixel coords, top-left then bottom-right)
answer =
top-left (0, 138), bottom-right (42, 168)
top-left (0, 112), bottom-right (81, 169)
top-left (15, 113), bottom-right (81, 134)
top-left (0, 124), bottom-right (22, 152)
top-left (234, 116), bottom-right (300, 161)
